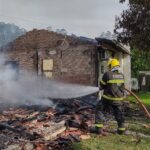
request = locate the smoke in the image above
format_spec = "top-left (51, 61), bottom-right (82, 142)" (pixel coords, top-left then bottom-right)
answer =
top-left (0, 56), bottom-right (52, 107)
top-left (0, 54), bottom-right (99, 107)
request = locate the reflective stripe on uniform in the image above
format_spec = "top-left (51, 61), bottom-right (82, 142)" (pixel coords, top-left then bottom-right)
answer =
top-left (118, 127), bottom-right (126, 131)
top-left (95, 124), bottom-right (103, 128)
top-left (100, 80), bottom-right (106, 85)
top-left (107, 79), bottom-right (124, 84)
top-left (102, 94), bottom-right (124, 101)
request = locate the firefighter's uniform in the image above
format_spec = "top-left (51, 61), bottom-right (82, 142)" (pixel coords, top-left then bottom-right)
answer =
top-left (95, 59), bottom-right (126, 134)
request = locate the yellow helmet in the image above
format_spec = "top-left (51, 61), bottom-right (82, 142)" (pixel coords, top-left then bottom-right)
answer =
top-left (107, 58), bottom-right (120, 69)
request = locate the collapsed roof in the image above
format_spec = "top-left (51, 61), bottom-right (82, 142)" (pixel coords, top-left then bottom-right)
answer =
top-left (95, 38), bottom-right (130, 55)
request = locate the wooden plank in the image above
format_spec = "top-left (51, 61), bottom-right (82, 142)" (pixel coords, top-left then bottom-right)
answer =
top-left (43, 59), bottom-right (53, 71)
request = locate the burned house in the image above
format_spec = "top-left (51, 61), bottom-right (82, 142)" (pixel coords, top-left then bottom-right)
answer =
top-left (0, 29), bottom-right (131, 89)
top-left (1, 29), bottom-right (98, 86)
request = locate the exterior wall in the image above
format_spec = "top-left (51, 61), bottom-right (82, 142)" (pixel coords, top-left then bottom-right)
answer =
top-left (3, 30), bottom-right (97, 86)
top-left (37, 45), bottom-right (97, 85)
top-left (98, 50), bottom-right (111, 81)
top-left (123, 53), bottom-right (131, 90)
top-left (6, 50), bottom-right (37, 73)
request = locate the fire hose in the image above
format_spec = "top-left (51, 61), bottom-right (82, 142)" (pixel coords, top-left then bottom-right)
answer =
top-left (124, 88), bottom-right (150, 119)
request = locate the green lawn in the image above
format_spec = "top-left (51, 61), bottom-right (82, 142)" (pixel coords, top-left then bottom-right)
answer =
top-left (136, 92), bottom-right (150, 104)
top-left (128, 92), bottom-right (150, 105)
top-left (72, 92), bottom-right (150, 150)
top-left (73, 135), bottom-right (150, 150)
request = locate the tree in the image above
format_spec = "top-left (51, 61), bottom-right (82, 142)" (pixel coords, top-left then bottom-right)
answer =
top-left (131, 48), bottom-right (150, 77)
top-left (115, 0), bottom-right (150, 51)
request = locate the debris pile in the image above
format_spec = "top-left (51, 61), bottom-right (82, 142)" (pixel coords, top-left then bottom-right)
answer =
top-left (0, 97), bottom-right (96, 150)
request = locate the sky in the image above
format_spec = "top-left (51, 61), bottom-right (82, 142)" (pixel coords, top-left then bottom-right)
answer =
top-left (0, 0), bottom-right (128, 38)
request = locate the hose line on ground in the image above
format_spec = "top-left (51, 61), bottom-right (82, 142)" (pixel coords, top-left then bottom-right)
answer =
top-left (124, 88), bottom-right (150, 119)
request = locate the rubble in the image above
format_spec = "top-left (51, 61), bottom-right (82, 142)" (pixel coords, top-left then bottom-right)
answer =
top-left (0, 95), bottom-right (134, 149)
top-left (0, 97), bottom-right (98, 150)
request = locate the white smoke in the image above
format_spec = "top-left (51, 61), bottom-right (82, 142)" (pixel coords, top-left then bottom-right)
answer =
top-left (0, 54), bottom-right (99, 107)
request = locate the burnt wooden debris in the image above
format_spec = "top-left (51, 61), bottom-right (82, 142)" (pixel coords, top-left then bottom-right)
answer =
top-left (0, 96), bottom-right (132, 150)
top-left (0, 97), bottom-right (97, 150)
top-left (0, 96), bottom-right (134, 150)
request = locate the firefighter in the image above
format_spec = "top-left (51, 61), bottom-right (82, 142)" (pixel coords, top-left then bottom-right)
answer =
top-left (95, 58), bottom-right (126, 135)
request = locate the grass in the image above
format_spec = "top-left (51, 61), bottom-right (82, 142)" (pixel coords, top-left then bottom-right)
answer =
top-left (72, 92), bottom-right (150, 150)
top-left (128, 91), bottom-right (150, 105)
top-left (136, 92), bottom-right (150, 104)
top-left (73, 135), bottom-right (150, 150)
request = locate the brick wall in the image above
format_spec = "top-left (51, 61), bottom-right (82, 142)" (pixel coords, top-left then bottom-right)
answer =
top-left (4, 29), bottom-right (98, 86)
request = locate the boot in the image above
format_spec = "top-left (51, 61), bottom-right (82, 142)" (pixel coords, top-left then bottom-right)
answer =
top-left (117, 127), bottom-right (126, 135)
top-left (95, 127), bottom-right (109, 136)
top-left (89, 125), bottom-right (109, 136)
top-left (95, 127), bottom-right (102, 134)
top-left (117, 122), bottom-right (126, 135)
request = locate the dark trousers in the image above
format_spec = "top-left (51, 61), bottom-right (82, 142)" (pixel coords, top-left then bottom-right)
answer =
top-left (95, 98), bottom-right (125, 128)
